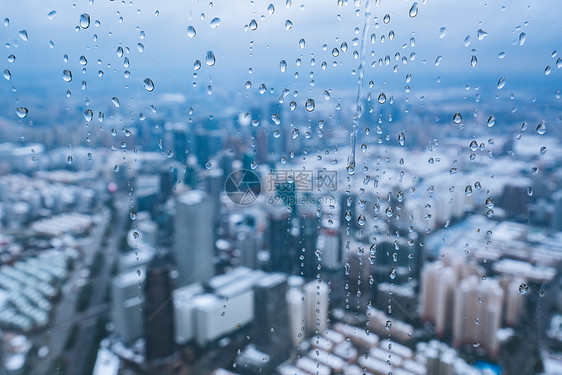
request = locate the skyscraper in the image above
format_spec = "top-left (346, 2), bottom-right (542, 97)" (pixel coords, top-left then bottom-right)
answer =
top-left (266, 205), bottom-right (292, 274)
top-left (253, 273), bottom-right (291, 364)
top-left (298, 209), bottom-right (320, 281)
top-left (143, 252), bottom-right (177, 366)
top-left (173, 190), bottom-right (215, 285)
top-left (304, 280), bottom-right (329, 335)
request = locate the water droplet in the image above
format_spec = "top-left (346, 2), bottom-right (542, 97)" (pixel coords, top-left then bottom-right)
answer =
top-left (464, 35), bottom-right (471, 47)
top-left (143, 78), bottom-right (154, 92)
top-left (63, 69), bottom-right (72, 82)
top-left (137, 43), bottom-right (144, 52)
top-left (439, 27), bottom-right (446, 38)
top-left (80, 13), bottom-right (90, 29)
top-left (398, 132), bottom-right (405, 146)
top-left (305, 98), bottom-right (315, 112)
top-left (453, 113), bottom-right (462, 124)
top-left (7, 54), bottom-right (15, 63)
top-left (485, 197), bottom-right (494, 209)
top-left (18, 30), bottom-right (28, 41)
top-left (378, 93), bottom-right (386, 104)
top-left (332, 48), bottom-right (339, 57)
top-left (408, 2), bottom-right (419, 18)
top-left (497, 77), bottom-right (505, 90)
top-left (477, 29), bottom-right (488, 40)
top-left (194, 60), bottom-right (201, 70)
top-left (48, 10), bottom-right (57, 20)
top-left (519, 283), bottom-right (528, 295)
top-left (116, 46), bottom-right (124, 58)
top-left (249, 19), bottom-right (258, 31)
top-left (210, 17), bottom-right (221, 28)
top-left (487, 115), bottom-right (495, 127)
top-left (518, 32), bottom-right (526, 46)
top-left (540, 146), bottom-right (547, 155)
top-left (130, 212), bottom-right (137, 221)
top-left (84, 109), bottom-right (93, 122)
top-left (111, 97), bottom-right (120, 107)
top-left (16, 107), bottom-right (28, 118)
top-left (268, 4), bottom-right (275, 14)
top-left (285, 20), bottom-right (293, 30)
top-left (383, 14), bottom-right (390, 24)
top-left (536, 122), bottom-right (546, 135)
top-left (471, 55), bottom-right (477, 67)
top-left (187, 26), bottom-right (196, 38)
top-left (280, 60), bottom-right (287, 72)
top-left (3, 69), bottom-right (10, 80)
top-left (544, 66), bottom-right (552, 75)
top-left (299, 38), bottom-right (305, 48)
top-left (385, 207), bottom-right (393, 217)
top-left (465, 185), bottom-right (473, 196)
top-left (259, 84), bottom-right (267, 94)
top-left (205, 51), bottom-right (216, 66)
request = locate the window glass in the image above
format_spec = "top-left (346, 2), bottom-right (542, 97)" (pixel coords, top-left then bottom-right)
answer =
top-left (0, 1), bottom-right (560, 374)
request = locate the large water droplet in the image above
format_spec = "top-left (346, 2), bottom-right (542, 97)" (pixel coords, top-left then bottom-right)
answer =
top-left (487, 115), bottom-right (495, 127)
top-left (453, 113), bottom-right (462, 124)
top-left (80, 13), bottom-right (90, 29)
top-left (18, 30), bottom-right (28, 41)
top-left (206, 51), bottom-right (216, 66)
top-left (518, 32), bottom-right (526, 46)
top-left (408, 2), bottom-right (418, 18)
top-left (477, 29), bottom-right (488, 40)
top-left (280, 60), bottom-right (287, 72)
top-left (3, 69), bottom-right (10, 80)
top-left (497, 77), bottom-right (505, 89)
top-left (305, 98), bottom-right (315, 112)
top-left (187, 26), bottom-right (196, 38)
top-left (378, 93), bottom-right (386, 104)
top-left (536, 122), bottom-right (546, 135)
top-left (143, 78), bottom-right (154, 92)
top-left (210, 17), bottom-right (221, 28)
top-left (16, 107), bottom-right (28, 118)
top-left (268, 4), bottom-right (275, 14)
top-left (63, 69), bottom-right (72, 82)
top-left (84, 109), bottom-right (93, 122)
top-left (285, 20), bottom-right (293, 30)
top-left (249, 19), bottom-right (258, 31)
top-left (111, 97), bottom-right (120, 107)
top-left (439, 27), bottom-right (447, 38)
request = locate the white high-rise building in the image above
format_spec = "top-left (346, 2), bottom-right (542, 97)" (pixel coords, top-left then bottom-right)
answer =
top-left (452, 275), bottom-right (504, 357)
top-left (111, 268), bottom-right (146, 342)
top-left (419, 261), bottom-right (456, 335)
top-left (304, 280), bottom-right (329, 334)
top-left (286, 288), bottom-right (305, 347)
top-left (173, 190), bottom-right (214, 285)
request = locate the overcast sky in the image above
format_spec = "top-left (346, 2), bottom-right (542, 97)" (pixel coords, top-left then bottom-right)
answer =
top-left (1, 0), bottom-right (560, 107)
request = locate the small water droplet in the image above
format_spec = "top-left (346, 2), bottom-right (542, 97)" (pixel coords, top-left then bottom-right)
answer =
top-left (477, 28), bottom-right (488, 40)
top-left (285, 20), bottom-right (293, 30)
top-left (378, 93), bottom-right (386, 104)
top-left (536, 122), bottom-right (546, 135)
top-left (268, 4), bottom-right (275, 14)
top-left (280, 60), bottom-right (287, 72)
top-left (439, 27), bottom-right (447, 38)
top-left (519, 283), bottom-right (528, 295)
top-left (111, 97), bottom-right (120, 107)
top-left (48, 10), bottom-right (57, 20)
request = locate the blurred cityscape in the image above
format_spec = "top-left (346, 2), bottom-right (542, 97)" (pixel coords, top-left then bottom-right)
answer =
top-left (1, 1), bottom-right (562, 375)
top-left (0, 87), bottom-right (560, 375)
